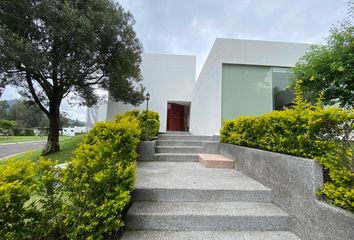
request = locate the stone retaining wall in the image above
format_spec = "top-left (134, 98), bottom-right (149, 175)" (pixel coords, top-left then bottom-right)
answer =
top-left (220, 143), bottom-right (354, 240)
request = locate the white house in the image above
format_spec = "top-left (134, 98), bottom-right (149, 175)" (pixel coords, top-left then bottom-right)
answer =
top-left (62, 126), bottom-right (87, 136)
top-left (86, 38), bottom-right (310, 136)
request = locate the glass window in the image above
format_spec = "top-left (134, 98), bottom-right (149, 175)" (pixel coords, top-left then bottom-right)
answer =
top-left (222, 64), bottom-right (273, 120)
top-left (272, 67), bottom-right (294, 110)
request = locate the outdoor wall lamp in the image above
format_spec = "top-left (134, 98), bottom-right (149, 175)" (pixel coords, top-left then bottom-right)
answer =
top-left (145, 92), bottom-right (150, 112)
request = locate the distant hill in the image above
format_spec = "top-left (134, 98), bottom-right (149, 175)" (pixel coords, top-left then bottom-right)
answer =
top-left (5, 99), bottom-right (17, 108)
top-left (2, 99), bottom-right (85, 126)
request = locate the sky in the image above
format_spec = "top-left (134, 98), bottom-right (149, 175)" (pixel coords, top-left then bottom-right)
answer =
top-left (0, 0), bottom-right (350, 121)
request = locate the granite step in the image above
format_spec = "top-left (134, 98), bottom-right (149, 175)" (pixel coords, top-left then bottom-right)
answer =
top-left (133, 187), bottom-right (271, 202)
top-left (152, 153), bottom-right (199, 162)
top-left (125, 201), bottom-right (289, 231)
top-left (156, 140), bottom-right (206, 147)
top-left (158, 134), bottom-right (214, 141)
top-left (156, 146), bottom-right (205, 154)
top-left (122, 230), bottom-right (301, 240)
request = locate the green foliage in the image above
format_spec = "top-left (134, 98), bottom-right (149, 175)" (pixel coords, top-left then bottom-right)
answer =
top-left (62, 116), bottom-right (141, 239)
top-left (0, 119), bottom-right (16, 129)
top-left (0, 159), bottom-right (37, 240)
top-left (291, 2), bottom-right (354, 109)
top-left (0, 158), bottom-right (64, 239)
top-left (33, 158), bottom-right (65, 239)
top-left (0, 100), bottom-right (9, 119)
top-left (13, 128), bottom-right (35, 136)
top-left (8, 100), bottom-right (48, 128)
top-left (0, 116), bottom-right (141, 239)
top-left (0, 119), bottom-right (16, 135)
top-left (321, 182), bottom-right (354, 211)
top-left (221, 89), bottom-right (354, 212)
top-left (116, 110), bottom-right (160, 141)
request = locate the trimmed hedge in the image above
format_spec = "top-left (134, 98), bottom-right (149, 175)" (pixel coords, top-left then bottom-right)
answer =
top-left (115, 110), bottom-right (160, 141)
top-left (0, 113), bottom-right (144, 239)
top-left (221, 90), bottom-right (354, 212)
top-left (63, 116), bottom-right (141, 239)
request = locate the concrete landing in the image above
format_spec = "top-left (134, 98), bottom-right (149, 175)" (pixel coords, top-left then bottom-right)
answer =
top-left (133, 162), bottom-right (271, 202)
top-left (134, 162), bottom-right (270, 194)
top-left (199, 154), bottom-right (234, 169)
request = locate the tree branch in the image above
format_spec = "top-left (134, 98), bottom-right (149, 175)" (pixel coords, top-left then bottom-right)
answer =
top-left (26, 73), bottom-right (50, 116)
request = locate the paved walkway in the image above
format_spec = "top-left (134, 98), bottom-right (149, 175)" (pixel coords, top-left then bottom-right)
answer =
top-left (135, 161), bottom-right (270, 197)
top-left (0, 141), bottom-right (46, 159)
top-left (123, 162), bottom-right (300, 240)
top-left (122, 133), bottom-right (301, 239)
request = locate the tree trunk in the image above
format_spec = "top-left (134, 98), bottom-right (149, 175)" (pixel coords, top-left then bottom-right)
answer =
top-left (42, 103), bottom-right (60, 155)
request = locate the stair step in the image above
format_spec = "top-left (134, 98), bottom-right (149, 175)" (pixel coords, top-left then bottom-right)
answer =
top-left (156, 146), bottom-right (204, 154)
top-left (126, 201), bottom-right (289, 231)
top-left (158, 134), bottom-right (214, 141)
top-left (199, 154), bottom-right (235, 169)
top-left (156, 140), bottom-right (205, 146)
top-left (165, 131), bottom-right (192, 135)
top-left (122, 230), bottom-right (301, 240)
top-left (133, 188), bottom-right (271, 202)
top-left (153, 153), bottom-right (199, 162)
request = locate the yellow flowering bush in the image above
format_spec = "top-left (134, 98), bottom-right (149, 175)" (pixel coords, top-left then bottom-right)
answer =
top-left (0, 110), bottom-right (151, 239)
top-left (221, 88), bottom-right (354, 212)
top-left (63, 116), bottom-right (141, 239)
top-left (115, 110), bottom-right (160, 141)
top-left (0, 158), bottom-right (64, 239)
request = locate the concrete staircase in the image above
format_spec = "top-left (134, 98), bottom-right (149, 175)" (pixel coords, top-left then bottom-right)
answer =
top-left (122, 133), bottom-right (301, 240)
top-left (152, 132), bottom-right (218, 162)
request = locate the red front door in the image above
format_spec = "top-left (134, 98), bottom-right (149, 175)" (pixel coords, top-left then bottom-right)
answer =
top-left (167, 103), bottom-right (185, 131)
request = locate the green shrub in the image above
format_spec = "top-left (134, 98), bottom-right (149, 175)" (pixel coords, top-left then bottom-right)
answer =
top-left (0, 119), bottom-right (16, 135)
top-left (13, 128), bottom-right (35, 136)
top-left (0, 159), bottom-right (37, 240)
top-left (33, 158), bottom-right (65, 239)
top-left (0, 115), bottom-right (142, 239)
top-left (220, 86), bottom-right (354, 212)
top-left (115, 110), bottom-right (160, 141)
top-left (0, 158), bottom-right (64, 240)
top-left (62, 116), bottom-right (141, 239)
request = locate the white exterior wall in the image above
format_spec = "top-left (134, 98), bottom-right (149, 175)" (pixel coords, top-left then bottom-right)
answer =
top-left (189, 39), bottom-right (223, 136)
top-left (189, 38), bottom-right (309, 136)
top-left (211, 38), bottom-right (309, 67)
top-left (86, 103), bottom-right (108, 129)
top-left (105, 54), bottom-right (196, 132)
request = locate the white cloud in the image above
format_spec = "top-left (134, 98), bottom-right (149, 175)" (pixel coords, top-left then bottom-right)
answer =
top-left (119, 0), bottom-right (348, 74)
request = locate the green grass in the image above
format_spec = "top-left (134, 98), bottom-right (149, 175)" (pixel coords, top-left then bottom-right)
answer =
top-left (1, 135), bottom-right (84, 164)
top-left (0, 135), bottom-right (71, 144)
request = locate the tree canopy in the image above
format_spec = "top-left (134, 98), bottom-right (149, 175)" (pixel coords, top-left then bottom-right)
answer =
top-left (8, 100), bottom-right (47, 128)
top-left (292, 2), bottom-right (354, 109)
top-left (0, 0), bottom-right (144, 154)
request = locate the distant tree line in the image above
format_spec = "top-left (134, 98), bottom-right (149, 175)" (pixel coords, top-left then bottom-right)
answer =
top-left (0, 100), bottom-right (84, 135)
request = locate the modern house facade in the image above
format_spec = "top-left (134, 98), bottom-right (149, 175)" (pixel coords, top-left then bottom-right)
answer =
top-left (86, 38), bottom-right (310, 135)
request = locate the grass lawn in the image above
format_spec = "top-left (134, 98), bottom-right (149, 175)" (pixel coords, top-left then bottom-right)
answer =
top-left (0, 135), bottom-right (71, 144)
top-left (1, 135), bottom-right (84, 164)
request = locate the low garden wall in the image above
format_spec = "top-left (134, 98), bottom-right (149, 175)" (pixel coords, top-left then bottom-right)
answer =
top-left (138, 140), bottom-right (156, 161)
top-left (220, 143), bottom-right (354, 240)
